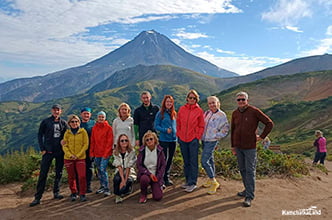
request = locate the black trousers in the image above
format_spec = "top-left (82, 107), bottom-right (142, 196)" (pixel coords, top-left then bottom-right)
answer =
top-left (160, 141), bottom-right (176, 182)
top-left (113, 172), bottom-right (134, 196)
top-left (34, 152), bottom-right (64, 200)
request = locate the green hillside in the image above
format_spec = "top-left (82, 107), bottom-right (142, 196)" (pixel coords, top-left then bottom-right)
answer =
top-left (0, 70), bottom-right (331, 154)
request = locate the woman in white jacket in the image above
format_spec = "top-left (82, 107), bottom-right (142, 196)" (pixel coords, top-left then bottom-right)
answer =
top-left (112, 134), bottom-right (137, 204)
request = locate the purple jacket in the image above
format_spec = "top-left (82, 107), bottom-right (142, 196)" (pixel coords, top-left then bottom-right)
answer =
top-left (137, 145), bottom-right (166, 186)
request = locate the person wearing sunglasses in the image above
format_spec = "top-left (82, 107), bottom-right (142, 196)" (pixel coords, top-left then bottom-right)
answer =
top-left (112, 134), bottom-right (137, 204)
top-left (62, 115), bottom-right (89, 202)
top-left (154, 95), bottom-right (177, 187)
top-left (113, 103), bottom-right (135, 149)
top-left (90, 111), bottom-right (113, 197)
top-left (137, 131), bottom-right (166, 203)
top-left (231, 91), bottom-right (274, 207)
top-left (176, 90), bottom-right (205, 193)
top-left (30, 104), bottom-right (68, 207)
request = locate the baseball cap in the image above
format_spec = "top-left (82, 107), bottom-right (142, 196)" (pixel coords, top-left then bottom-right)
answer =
top-left (52, 104), bottom-right (62, 109)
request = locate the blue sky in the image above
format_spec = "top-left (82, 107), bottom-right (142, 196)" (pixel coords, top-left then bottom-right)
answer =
top-left (0, 0), bottom-right (331, 81)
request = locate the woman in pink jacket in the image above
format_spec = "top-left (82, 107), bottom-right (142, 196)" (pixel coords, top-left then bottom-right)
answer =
top-left (313, 130), bottom-right (327, 165)
top-left (176, 89), bottom-right (205, 193)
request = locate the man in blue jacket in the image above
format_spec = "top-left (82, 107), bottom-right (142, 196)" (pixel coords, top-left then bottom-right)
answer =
top-left (30, 104), bottom-right (68, 207)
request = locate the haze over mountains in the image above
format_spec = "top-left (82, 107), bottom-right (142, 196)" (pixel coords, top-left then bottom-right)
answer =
top-left (0, 30), bottom-right (237, 102)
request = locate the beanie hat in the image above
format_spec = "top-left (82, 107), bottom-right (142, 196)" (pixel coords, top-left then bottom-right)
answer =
top-left (81, 107), bottom-right (92, 113)
top-left (97, 111), bottom-right (106, 117)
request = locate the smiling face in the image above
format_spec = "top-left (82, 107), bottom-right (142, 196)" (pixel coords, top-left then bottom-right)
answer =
top-left (236, 95), bottom-right (249, 108)
top-left (119, 105), bottom-right (129, 118)
top-left (208, 97), bottom-right (220, 112)
top-left (165, 97), bottom-right (173, 109)
top-left (187, 93), bottom-right (197, 105)
top-left (69, 118), bottom-right (80, 129)
top-left (141, 94), bottom-right (151, 106)
top-left (145, 135), bottom-right (156, 148)
top-left (97, 114), bottom-right (106, 123)
top-left (51, 107), bottom-right (62, 119)
top-left (119, 135), bottom-right (129, 152)
top-left (80, 111), bottom-right (91, 122)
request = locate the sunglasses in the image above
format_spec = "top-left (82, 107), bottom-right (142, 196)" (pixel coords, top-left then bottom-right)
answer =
top-left (70, 120), bottom-right (79, 123)
top-left (120, 139), bottom-right (129, 143)
top-left (145, 137), bottom-right (154, 142)
top-left (188, 96), bottom-right (197, 100)
top-left (237, 98), bottom-right (246, 102)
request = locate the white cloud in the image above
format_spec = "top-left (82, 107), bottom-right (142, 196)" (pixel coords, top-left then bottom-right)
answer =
top-left (174, 31), bottom-right (209, 39)
top-left (285, 26), bottom-right (303, 33)
top-left (195, 51), bottom-right (289, 75)
top-left (300, 38), bottom-right (332, 56)
top-left (0, 0), bottom-right (241, 78)
top-left (216, 49), bottom-right (235, 55)
top-left (262, 0), bottom-right (312, 26)
top-left (327, 25), bottom-right (332, 35)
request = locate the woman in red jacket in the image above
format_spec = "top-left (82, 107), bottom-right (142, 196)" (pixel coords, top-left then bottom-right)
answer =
top-left (90, 111), bottom-right (113, 196)
top-left (176, 89), bottom-right (205, 193)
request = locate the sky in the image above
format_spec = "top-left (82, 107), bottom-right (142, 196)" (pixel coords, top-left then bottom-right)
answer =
top-left (0, 0), bottom-right (331, 82)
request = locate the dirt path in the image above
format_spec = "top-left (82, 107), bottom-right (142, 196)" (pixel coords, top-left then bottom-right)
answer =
top-left (0, 161), bottom-right (331, 220)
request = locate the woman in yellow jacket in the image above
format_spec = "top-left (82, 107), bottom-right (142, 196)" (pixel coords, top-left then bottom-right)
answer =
top-left (62, 114), bottom-right (89, 202)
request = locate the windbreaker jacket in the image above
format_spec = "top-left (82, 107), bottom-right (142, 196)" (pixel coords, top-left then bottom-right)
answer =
top-left (137, 145), bottom-right (166, 186)
top-left (202, 109), bottom-right (229, 142)
top-left (90, 121), bottom-right (113, 158)
top-left (176, 103), bottom-right (205, 142)
top-left (112, 116), bottom-right (135, 146)
top-left (314, 137), bottom-right (327, 153)
top-left (154, 110), bottom-right (177, 142)
top-left (113, 150), bottom-right (137, 181)
top-left (231, 105), bottom-right (274, 149)
top-left (38, 115), bottom-right (68, 153)
top-left (62, 128), bottom-right (89, 160)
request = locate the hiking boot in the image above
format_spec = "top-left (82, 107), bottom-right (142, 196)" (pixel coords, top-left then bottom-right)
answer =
top-left (86, 187), bottom-right (93, 193)
top-left (70, 193), bottom-right (77, 202)
top-left (104, 189), bottom-right (111, 197)
top-left (243, 197), bottom-right (252, 207)
top-left (237, 190), bottom-right (246, 197)
top-left (96, 187), bottom-right (104, 194)
top-left (164, 179), bottom-right (174, 186)
top-left (207, 180), bottom-right (220, 195)
top-left (184, 185), bottom-right (197, 193)
top-left (115, 195), bottom-right (123, 204)
top-left (29, 199), bottom-right (40, 207)
top-left (139, 194), bottom-right (147, 203)
top-left (53, 193), bottom-right (64, 200)
top-left (202, 180), bottom-right (212, 188)
top-left (80, 195), bottom-right (87, 202)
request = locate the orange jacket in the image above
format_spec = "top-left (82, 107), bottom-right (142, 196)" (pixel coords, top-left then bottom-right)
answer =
top-left (90, 121), bottom-right (113, 158)
top-left (176, 103), bottom-right (205, 142)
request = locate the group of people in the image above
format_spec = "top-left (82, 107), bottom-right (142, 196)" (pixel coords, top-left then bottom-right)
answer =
top-left (29, 90), bottom-right (274, 208)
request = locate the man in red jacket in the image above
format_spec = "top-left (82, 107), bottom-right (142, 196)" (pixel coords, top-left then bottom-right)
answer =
top-left (231, 91), bottom-right (273, 207)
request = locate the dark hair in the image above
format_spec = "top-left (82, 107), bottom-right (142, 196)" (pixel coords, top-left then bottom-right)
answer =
top-left (160, 95), bottom-right (176, 120)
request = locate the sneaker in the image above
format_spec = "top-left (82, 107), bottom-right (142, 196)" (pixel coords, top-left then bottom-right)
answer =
top-left (70, 193), bottom-right (77, 202)
top-left (115, 196), bottom-right (123, 204)
top-left (207, 181), bottom-right (220, 195)
top-left (139, 194), bottom-right (147, 203)
top-left (96, 187), bottom-right (104, 194)
top-left (29, 199), bottom-right (40, 207)
top-left (184, 185), bottom-right (197, 193)
top-left (202, 180), bottom-right (212, 188)
top-left (80, 195), bottom-right (87, 202)
top-left (104, 189), bottom-right (111, 197)
top-left (237, 190), bottom-right (246, 197)
top-left (181, 183), bottom-right (189, 189)
top-left (243, 197), bottom-right (252, 207)
top-left (53, 193), bottom-right (64, 200)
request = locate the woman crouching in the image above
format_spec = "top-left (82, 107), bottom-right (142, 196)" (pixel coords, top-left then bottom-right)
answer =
top-left (137, 131), bottom-right (166, 203)
top-left (112, 134), bottom-right (137, 204)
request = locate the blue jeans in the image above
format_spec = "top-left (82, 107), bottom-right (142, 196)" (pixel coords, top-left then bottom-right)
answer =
top-left (236, 148), bottom-right (257, 200)
top-left (201, 141), bottom-right (218, 178)
top-left (94, 157), bottom-right (110, 190)
top-left (179, 138), bottom-right (199, 186)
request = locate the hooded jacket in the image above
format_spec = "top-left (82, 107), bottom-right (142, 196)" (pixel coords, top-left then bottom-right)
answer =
top-left (176, 103), bottom-right (205, 142)
top-left (90, 121), bottom-right (113, 158)
top-left (62, 128), bottom-right (89, 160)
